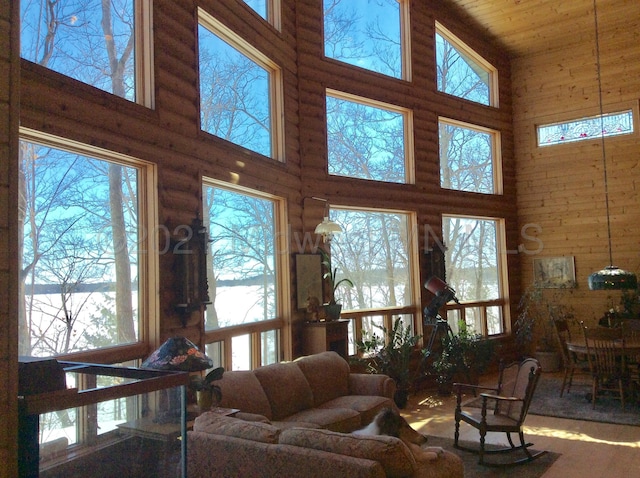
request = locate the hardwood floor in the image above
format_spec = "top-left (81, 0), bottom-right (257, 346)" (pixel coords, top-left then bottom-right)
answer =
top-left (401, 376), bottom-right (640, 478)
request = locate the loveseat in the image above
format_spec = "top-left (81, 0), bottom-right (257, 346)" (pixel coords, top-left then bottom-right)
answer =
top-left (186, 351), bottom-right (464, 478)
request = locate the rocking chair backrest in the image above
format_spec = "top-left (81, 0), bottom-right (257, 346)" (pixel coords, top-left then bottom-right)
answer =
top-left (495, 358), bottom-right (541, 423)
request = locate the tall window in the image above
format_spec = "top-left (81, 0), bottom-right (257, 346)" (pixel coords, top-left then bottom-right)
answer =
top-left (435, 22), bottom-right (497, 107)
top-left (203, 180), bottom-right (283, 370)
top-left (20, 0), bottom-right (153, 106)
top-left (323, 0), bottom-right (409, 79)
top-left (329, 208), bottom-right (419, 351)
top-left (442, 215), bottom-right (506, 337)
top-left (18, 130), bottom-right (154, 359)
top-left (198, 9), bottom-right (283, 160)
top-left (326, 90), bottom-right (412, 183)
top-left (439, 118), bottom-right (501, 194)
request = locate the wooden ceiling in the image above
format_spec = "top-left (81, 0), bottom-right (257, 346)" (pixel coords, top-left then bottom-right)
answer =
top-left (443, 0), bottom-right (637, 59)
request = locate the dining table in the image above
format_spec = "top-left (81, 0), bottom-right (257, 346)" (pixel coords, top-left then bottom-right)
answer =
top-left (566, 337), bottom-right (640, 356)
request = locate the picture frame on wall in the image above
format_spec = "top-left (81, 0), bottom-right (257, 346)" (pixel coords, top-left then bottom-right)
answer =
top-left (533, 256), bottom-right (577, 288)
top-left (295, 254), bottom-right (323, 310)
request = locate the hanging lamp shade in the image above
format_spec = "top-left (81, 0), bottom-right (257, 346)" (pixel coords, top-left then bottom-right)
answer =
top-left (142, 337), bottom-right (213, 371)
top-left (588, 265), bottom-right (638, 291)
top-left (314, 217), bottom-right (342, 243)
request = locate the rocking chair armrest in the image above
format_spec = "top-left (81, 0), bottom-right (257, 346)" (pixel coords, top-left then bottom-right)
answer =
top-left (453, 383), bottom-right (498, 393)
top-left (480, 392), bottom-right (523, 403)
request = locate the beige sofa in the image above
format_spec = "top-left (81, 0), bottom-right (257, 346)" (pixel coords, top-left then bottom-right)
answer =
top-left (186, 351), bottom-right (464, 478)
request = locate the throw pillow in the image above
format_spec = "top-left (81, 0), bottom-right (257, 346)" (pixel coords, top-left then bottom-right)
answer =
top-left (278, 427), bottom-right (416, 478)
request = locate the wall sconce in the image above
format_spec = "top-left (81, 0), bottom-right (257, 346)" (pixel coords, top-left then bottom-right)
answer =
top-left (174, 218), bottom-right (212, 324)
top-left (311, 197), bottom-right (343, 243)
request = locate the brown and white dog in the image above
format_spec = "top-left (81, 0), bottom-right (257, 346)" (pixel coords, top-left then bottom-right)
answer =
top-left (353, 407), bottom-right (445, 462)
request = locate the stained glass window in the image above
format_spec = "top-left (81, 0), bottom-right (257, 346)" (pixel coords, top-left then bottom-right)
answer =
top-left (537, 110), bottom-right (634, 146)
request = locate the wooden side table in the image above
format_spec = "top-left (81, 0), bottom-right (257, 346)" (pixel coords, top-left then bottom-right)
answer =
top-left (303, 319), bottom-right (349, 358)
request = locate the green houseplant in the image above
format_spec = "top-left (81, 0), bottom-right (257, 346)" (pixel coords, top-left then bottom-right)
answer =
top-left (354, 317), bottom-right (422, 408)
top-left (430, 321), bottom-right (495, 395)
top-left (189, 366), bottom-right (225, 411)
top-left (319, 249), bottom-right (354, 320)
top-left (514, 285), bottom-right (574, 370)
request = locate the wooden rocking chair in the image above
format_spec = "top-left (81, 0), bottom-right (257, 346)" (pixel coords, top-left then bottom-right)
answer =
top-left (453, 358), bottom-right (545, 466)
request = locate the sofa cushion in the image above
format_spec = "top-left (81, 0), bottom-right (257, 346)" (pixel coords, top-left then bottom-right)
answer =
top-left (319, 394), bottom-right (393, 426)
top-left (284, 407), bottom-right (361, 433)
top-left (254, 362), bottom-right (314, 420)
top-left (193, 413), bottom-right (280, 444)
top-left (279, 427), bottom-right (416, 478)
top-left (295, 351), bottom-right (350, 406)
top-left (217, 371), bottom-right (273, 419)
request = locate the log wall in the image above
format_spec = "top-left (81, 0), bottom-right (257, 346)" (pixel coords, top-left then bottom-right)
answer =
top-left (3, 1), bottom-right (515, 471)
top-left (0, 0), bottom-right (20, 475)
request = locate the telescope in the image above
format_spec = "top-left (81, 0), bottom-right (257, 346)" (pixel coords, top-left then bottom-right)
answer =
top-left (422, 276), bottom-right (459, 358)
top-left (423, 276), bottom-right (459, 324)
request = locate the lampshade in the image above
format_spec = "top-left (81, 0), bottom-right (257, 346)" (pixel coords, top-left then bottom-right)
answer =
top-left (588, 265), bottom-right (638, 291)
top-left (314, 217), bottom-right (343, 243)
top-left (142, 337), bottom-right (213, 372)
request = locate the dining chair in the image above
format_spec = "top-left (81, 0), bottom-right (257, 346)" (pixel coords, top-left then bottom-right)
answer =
top-left (582, 324), bottom-right (628, 410)
top-left (551, 314), bottom-right (590, 397)
top-left (453, 358), bottom-right (546, 466)
top-left (622, 319), bottom-right (640, 396)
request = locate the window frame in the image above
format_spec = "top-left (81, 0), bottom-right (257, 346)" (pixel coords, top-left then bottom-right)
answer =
top-left (18, 127), bottom-right (160, 364)
top-left (328, 206), bottom-right (422, 352)
top-left (438, 117), bottom-right (503, 195)
top-left (322, 0), bottom-right (411, 81)
top-left (20, 0), bottom-right (155, 108)
top-left (435, 21), bottom-right (499, 108)
top-left (201, 177), bottom-right (290, 369)
top-left (325, 89), bottom-right (415, 184)
top-left (536, 108), bottom-right (636, 147)
top-left (441, 214), bottom-right (509, 338)
top-left (197, 7), bottom-right (285, 162)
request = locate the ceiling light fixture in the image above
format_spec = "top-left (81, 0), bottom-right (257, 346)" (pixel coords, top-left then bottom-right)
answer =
top-left (587, 0), bottom-right (637, 291)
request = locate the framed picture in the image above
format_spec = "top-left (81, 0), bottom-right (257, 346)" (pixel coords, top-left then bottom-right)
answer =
top-left (533, 256), bottom-right (576, 288)
top-left (295, 254), bottom-right (323, 310)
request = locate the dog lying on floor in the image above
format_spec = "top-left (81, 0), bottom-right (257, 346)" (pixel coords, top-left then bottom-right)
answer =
top-left (353, 407), bottom-right (445, 462)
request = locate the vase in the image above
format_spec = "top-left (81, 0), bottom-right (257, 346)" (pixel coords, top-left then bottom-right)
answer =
top-left (324, 303), bottom-right (342, 321)
top-left (534, 350), bottom-right (561, 372)
top-left (196, 390), bottom-right (213, 412)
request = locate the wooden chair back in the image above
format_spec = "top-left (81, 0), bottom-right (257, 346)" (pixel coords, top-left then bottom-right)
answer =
top-left (494, 357), bottom-right (541, 424)
top-left (583, 325), bottom-right (626, 377)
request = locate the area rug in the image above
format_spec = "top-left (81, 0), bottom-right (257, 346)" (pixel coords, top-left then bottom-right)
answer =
top-left (528, 373), bottom-right (640, 426)
top-left (426, 435), bottom-right (559, 478)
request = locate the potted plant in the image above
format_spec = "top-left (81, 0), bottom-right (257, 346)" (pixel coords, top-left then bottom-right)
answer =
top-left (515, 285), bottom-right (573, 371)
top-left (353, 317), bottom-right (422, 408)
top-left (189, 366), bottom-right (224, 412)
top-left (429, 321), bottom-right (495, 395)
top-left (319, 249), bottom-right (354, 320)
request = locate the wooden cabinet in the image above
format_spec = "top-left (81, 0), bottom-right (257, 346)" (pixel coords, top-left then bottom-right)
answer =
top-left (303, 319), bottom-right (349, 359)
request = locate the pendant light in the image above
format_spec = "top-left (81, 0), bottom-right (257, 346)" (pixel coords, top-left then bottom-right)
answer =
top-left (587, 0), bottom-right (637, 290)
top-left (311, 197), bottom-right (343, 243)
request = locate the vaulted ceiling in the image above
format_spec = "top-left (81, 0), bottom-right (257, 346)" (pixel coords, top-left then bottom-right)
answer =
top-left (443, 0), bottom-right (637, 59)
